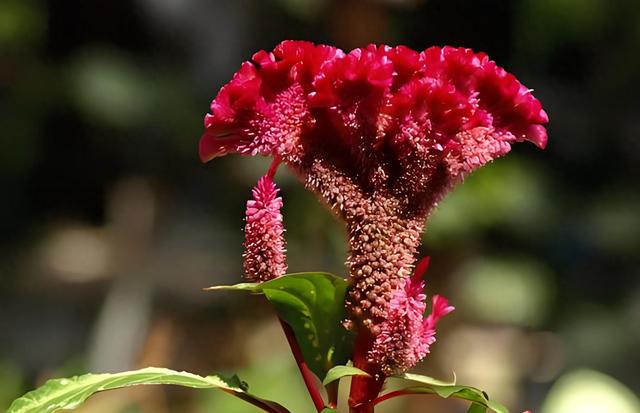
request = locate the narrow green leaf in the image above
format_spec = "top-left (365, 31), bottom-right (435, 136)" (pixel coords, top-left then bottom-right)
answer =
top-left (468, 402), bottom-right (487, 413)
top-left (320, 409), bottom-right (338, 413)
top-left (487, 399), bottom-right (509, 413)
top-left (206, 272), bottom-right (354, 380)
top-left (380, 381), bottom-right (509, 413)
top-left (397, 372), bottom-right (457, 386)
top-left (7, 367), bottom-right (290, 413)
top-left (322, 365), bottom-right (369, 386)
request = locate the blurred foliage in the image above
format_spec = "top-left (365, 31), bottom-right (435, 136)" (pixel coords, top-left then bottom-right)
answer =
top-left (1, 0), bottom-right (638, 412)
top-left (541, 369), bottom-right (640, 413)
top-left (0, 360), bottom-right (24, 409)
top-left (0, 0), bottom-right (45, 51)
top-left (454, 257), bottom-right (554, 327)
top-left (424, 157), bottom-right (554, 244)
top-left (199, 356), bottom-right (313, 413)
top-left (69, 50), bottom-right (155, 128)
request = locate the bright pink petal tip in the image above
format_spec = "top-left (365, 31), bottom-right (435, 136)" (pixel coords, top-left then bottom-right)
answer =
top-left (412, 256), bottom-right (431, 283)
top-left (425, 294), bottom-right (455, 329)
top-left (199, 131), bottom-right (243, 162)
top-left (526, 124), bottom-right (548, 149)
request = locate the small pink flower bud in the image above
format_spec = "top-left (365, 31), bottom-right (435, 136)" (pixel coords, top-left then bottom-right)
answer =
top-left (243, 175), bottom-right (287, 282)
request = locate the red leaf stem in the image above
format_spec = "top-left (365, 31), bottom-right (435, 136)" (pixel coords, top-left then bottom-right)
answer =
top-left (278, 318), bottom-right (326, 412)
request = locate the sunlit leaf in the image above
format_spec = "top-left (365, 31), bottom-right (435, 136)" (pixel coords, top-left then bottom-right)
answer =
top-left (7, 367), bottom-right (290, 413)
top-left (322, 365), bottom-right (369, 386)
top-left (397, 372), bottom-right (457, 386)
top-left (380, 379), bottom-right (509, 413)
top-left (468, 402), bottom-right (487, 413)
top-left (206, 272), bottom-right (353, 381)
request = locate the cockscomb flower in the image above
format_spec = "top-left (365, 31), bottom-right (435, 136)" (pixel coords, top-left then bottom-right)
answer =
top-left (200, 41), bottom-right (548, 374)
top-left (369, 257), bottom-right (454, 374)
top-left (243, 174), bottom-right (287, 282)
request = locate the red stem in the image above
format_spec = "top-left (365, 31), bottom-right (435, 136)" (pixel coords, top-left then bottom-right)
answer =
top-left (267, 157), bottom-right (282, 178)
top-left (348, 331), bottom-right (385, 413)
top-left (326, 380), bottom-right (339, 409)
top-left (372, 389), bottom-right (413, 405)
top-left (278, 318), bottom-right (325, 412)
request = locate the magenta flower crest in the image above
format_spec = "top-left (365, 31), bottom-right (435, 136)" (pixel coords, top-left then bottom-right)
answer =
top-left (200, 40), bottom-right (548, 375)
top-left (243, 173), bottom-right (287, 282)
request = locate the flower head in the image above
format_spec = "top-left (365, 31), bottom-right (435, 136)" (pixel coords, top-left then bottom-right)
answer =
top-left (200, 44), bottom-right (547, 265)
top-left (201, 41), bottom-right (547, 373)
top-left (243, 174), bottom-right (287, 282)
top-left (200, 42), bottom-right (547, 195)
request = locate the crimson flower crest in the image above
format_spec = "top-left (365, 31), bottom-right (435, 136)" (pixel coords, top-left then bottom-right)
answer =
top-left (200, 40), bottom-right (548, 377)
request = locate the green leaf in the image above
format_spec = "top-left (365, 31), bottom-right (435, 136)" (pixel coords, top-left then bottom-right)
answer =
top-left (7, 367), bottom-right (290, 413)
top-left (487, 399), bottom-right (509, 413)
top-left (322, 365), bottom-right (369, 386)
top-left (383, 378), bottom-right (509, 413)
top-left (468, 402), bottom-right (488, 413)
top-left (398, 372), bottom-right (457, 386)
top-left (206, 272), bottom-right (354, 380)
top-left (320, 409), bottom-right (338, 413)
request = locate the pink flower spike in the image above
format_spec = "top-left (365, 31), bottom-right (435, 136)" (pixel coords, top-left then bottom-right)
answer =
top-left (368, 276), bottom-right (427, 374)
top-left (243, 175), bottom-right (287, 282)
top-left (369, 260), bottom-right (453, 374)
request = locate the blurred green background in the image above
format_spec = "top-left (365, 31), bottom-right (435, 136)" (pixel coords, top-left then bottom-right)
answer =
top-left (1, 0), bottom-right (639, 412)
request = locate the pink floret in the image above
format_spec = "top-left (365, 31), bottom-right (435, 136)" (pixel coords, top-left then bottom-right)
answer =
top-left (369, 258), bottom-right (454, 374)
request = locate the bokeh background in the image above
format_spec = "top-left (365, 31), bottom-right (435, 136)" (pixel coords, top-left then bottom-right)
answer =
top-left (1, 0), bottom-right (639, 412)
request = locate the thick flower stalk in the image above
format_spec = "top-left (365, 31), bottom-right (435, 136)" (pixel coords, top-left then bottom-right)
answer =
top-left (243, 174), bottom-right (287, 282)
top-left (199, 41), bottom-right (548, 409)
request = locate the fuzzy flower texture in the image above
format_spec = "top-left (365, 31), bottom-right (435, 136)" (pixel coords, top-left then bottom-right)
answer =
top-left (243, 174), bottom-right (287, 282)
top-left (200, 41), bottom-right (548, 376)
